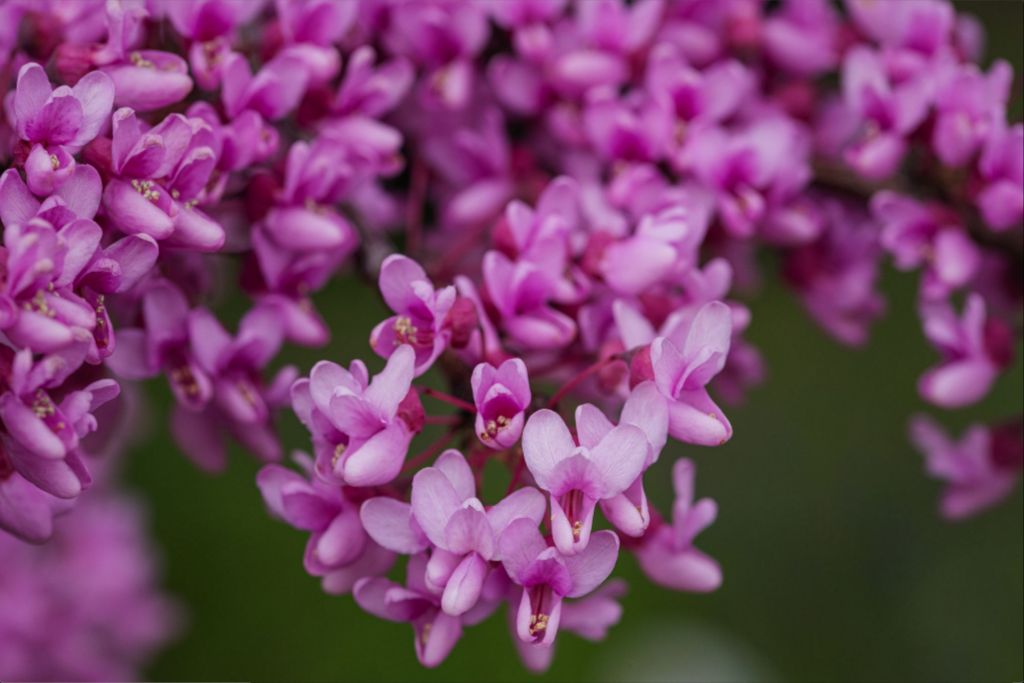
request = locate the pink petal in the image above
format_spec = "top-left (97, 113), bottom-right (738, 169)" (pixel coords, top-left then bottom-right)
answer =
top-left (564, 529), bottom-right (620, 598)
top-left (411, 466), bottom-right (462, 547)
top-left (339, 422), bottom-right (410, 486)
top-left (487, 487), bottom-right (547, 545)
top-left (441, 552), bottom-right (488, 616)
top-left (588, 424), bottom-right (648, 497)
top-left (360, 497), bottom-right (429, 554)
top-left (574, 403), bottom-right (614, 449)
top-left (522, 409), bottom-right (575, 490)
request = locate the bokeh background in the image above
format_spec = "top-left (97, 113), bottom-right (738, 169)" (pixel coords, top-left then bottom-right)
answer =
top-left (120, 3), bottom-right (1024, 681)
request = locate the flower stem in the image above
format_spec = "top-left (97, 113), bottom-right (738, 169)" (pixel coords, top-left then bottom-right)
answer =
top-left (546, 355), bottom-right (621, 409)
top-left (402, 428), bottom-right (458, 473)
top-left (424, 414), bottom-right (460, 426)
top-left (421, 387), bottom-right (476, 413)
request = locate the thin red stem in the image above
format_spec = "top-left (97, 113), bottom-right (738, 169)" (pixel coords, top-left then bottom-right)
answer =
top-left (546, 355), bottom-right (620, 409)
top-left (405, 158), bottom-right (429, 255)
top-left (402, 428), bottom-right (458, 473)
top-left (505, 450), bottom-right (526, 496)
top-left (424, 414), bottom-right (460, 426)
top-left (421, 387), bottom-right (476, 413)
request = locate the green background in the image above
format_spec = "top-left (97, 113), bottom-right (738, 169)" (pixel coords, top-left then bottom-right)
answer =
top-left (123, 3), bottom-right (1023, 681)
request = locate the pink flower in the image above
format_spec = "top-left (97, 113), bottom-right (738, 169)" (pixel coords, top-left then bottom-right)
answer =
top-left (975, 122), bottom-right (1023, 231)
top-left (11, 63), bottom-right (114, 195)
top-left (354, 552), bottom-right (504, 668)
top-left (498, 517), bottom-right (619, 646)
top-left (482, 250), bottom-right (576, 351)
top-left (472, 358), bottom-right (531, 449)
top-left (409, 449), bottom-right (546, 615)
top-left (872, 191), bottom-right (980, 300)
top-left (522, 408), bottom-right (648, 554)
top-left (258, 452), bottom-right (395, 594)
top-left (635, 458), bottom-right (722, 592)
top-left (646, 301), bottom-right (734, 446)
top-left (918, 293), bottom-right (1012, 409)
top-left (580, 381), bottom-right (668, 537)
top-left (291, 345), bottom-right (421, 486)
top-left (102, 108), bottom-right (225, 251)
top-left (370, 255), bottom-right (456, 376)
top-left (910, 415), bottom-right (1022, 520)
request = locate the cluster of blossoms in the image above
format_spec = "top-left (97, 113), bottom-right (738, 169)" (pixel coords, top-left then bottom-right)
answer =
top-left (0, 0), bottom-right (1020, 674)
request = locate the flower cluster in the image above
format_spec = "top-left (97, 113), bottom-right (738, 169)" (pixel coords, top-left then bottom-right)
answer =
top-left (1, 0), bottom-right (1020, 674)
top-left (0, 489), bottom-right (180, 680)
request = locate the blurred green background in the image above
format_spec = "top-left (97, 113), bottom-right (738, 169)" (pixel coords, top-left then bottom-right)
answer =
top-left (123, 3), bottom-right (1023, 681)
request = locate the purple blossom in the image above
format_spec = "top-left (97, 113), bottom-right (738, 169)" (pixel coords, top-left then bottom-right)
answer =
top-left (522, 408), bottom-right (648, 555)
top-left (579, 381), bottom-right (669, 537)
top-left (353, 552), bottom-right (505, 668)
top-left (643, 301), bottom-right (733, 447)
top-left (918, 294), bottom-right (1012, 409)
top-left (498, 517), bottom-right (619, 646)
top-left (409, 449), bottom-right (545, 615)
top-left (291, 345), bottom-right (421, 486)
top-left (96, 1), bottom-right (194, 111)
top-left (471, 358), bottom-right (531, 449)
top-left (0, 492), bottom-right (180, 680)
top-left (102, 108), bottom-right (225, 251)
top-left (931, 60), bottom-right (1012, 167)
top-left (0, 344), bottom-right (118, 504)
top-left (258, 452), bottom-right (395, 594)
top-left (635, 458), bottom-right (722, 592)
top-left (513, 580), bottom-right (626, 672)
top-left (371, 255), bottom-right (456, 376)
top-left (483, 250), bottom-right (577, 351)
top-left (975, 122), bottom-right (1023, 231)
top-left (872, 191), bottom-right (980, 300)
top-left (10, 63), bottom-right (114, 195)
top-left (910, 415), bottom-right (1022, 520)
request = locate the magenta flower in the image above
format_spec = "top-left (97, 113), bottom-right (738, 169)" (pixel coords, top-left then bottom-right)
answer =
top-left (579, 381), bottom-right (668, 537)
top-left (332, 46), bottom-right (414, 119)
top-left (370, 255), bottom-right (456, 376)
top-left (165, 304), bottom-right (297, 468)
top-left (0, 492), bottom-right (180, 681)
top-left (872, 191), bottom-right (980, 300)
top-left (499, 517), bottom-right (619, 646)
top-left (107, 281), bottom-right (214, 411)
top-left (354, 552), bottom-right (503, 668)
top-left (910, 415), bottom-right (1022, 520)
top-left (681, 118), bottom-right (810, 237)
top-left (291, 344), bottom-right (420, 486)
top-left (483, 250), bottom-right (576, 351)
top-left (645, 301), bottom-right (733, 446)
top-left (258, 452), bottom-right (395, 594)
top-left (221, 51), bottom-right (309, 121)
top-left (102, 108), bottom-right (225, 251)
top-left (762, 0), bottom-right (839, 76)
top-left (918, 294), bottom-right (1012, 409)
top-left (522, 408), bottom-right (648, 554)
top-left (409, 449), bottom-right (545, 615)
top-left (975, 122), bottom-right (1023, 231)
top-left (931, 60), bottom-right (1012, 167)
top-left (838, 46), bottom-right (932, 180)
top-left (472, 358), bottom-right (530, 449)
top-left (0, 464), bottom-right (71, 543)
top-left (97, 1), bottom-right (194, 111)
top-left (599, 206), bottom-right (708, 295)
top-left (0, 345), bottom-right (118, 501)
top-left (513, 580), bottom-right (626, 673)
top-left (11, 63), bottom-right (114, 195)
top-left (0, 215), bottom-right (99, 354)
top-left (635, 458), bottom-right (722, 592)
top-left (261, 138), bottom-right (361, 252)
